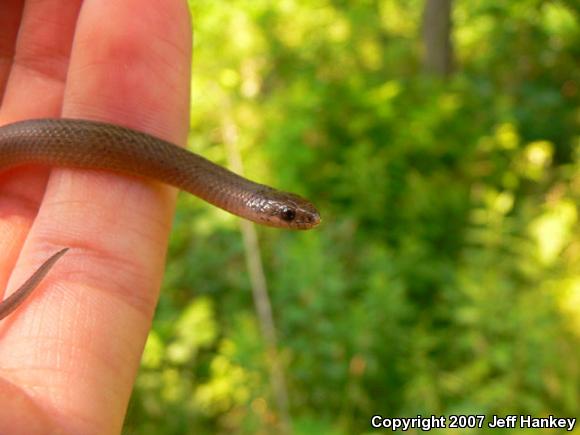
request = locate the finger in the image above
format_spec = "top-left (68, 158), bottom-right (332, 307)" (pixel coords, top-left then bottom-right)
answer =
top-left (0, 0), bottom-right (83, 302)
top-left (0, 0), bottom-right (82, 120)
top-left (0, 0), bottom-right (192, 433)
top-left (0, 0), bottom-right (24, 99)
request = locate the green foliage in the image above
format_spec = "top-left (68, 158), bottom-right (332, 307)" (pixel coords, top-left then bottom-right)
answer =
top-left (124, 1), bottom-right (580, 433)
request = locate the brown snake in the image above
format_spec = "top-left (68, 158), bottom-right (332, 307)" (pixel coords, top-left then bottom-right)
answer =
top-left (0, 118), bottom-right (320, 321)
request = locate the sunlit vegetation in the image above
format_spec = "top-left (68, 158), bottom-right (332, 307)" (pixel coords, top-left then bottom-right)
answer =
top-left (124, 1), bottom-right (579, 433)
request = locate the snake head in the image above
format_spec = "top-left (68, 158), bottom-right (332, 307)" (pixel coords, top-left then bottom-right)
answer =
top-left (247, 188), bottom-right (321, 230)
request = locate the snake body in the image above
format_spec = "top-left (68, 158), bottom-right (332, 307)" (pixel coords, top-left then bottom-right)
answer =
top-left (0, 118), bottom-right (320, 320)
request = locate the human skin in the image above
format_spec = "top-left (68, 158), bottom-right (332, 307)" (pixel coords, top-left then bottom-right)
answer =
top-left (0, 0), bottom-right (191, 433)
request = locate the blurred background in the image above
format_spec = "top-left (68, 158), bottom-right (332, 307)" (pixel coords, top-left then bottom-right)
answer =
top-left (124, 0), bottom-right (579, 433)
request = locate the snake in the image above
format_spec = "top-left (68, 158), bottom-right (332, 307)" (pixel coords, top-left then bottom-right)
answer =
top-left (0, 118), bottom-right (320, 321)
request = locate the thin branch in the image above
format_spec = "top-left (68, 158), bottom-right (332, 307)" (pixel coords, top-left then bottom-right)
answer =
top-left (222, 117), bottom-right (292, 434)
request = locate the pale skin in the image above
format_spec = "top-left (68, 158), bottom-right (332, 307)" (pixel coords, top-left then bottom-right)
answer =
top-left (0, 0), bottom-right (191, 433)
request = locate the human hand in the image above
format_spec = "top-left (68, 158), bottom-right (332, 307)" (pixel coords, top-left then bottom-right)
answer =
top-left (0, 0), bottom-right (191, 433)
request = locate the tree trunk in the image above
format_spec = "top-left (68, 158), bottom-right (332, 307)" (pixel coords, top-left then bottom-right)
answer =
top-left (422, 0), bottom-right (454, 77)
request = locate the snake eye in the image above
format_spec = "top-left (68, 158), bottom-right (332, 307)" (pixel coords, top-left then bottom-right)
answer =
top-left (280, 207), bottom-right (296, 222)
